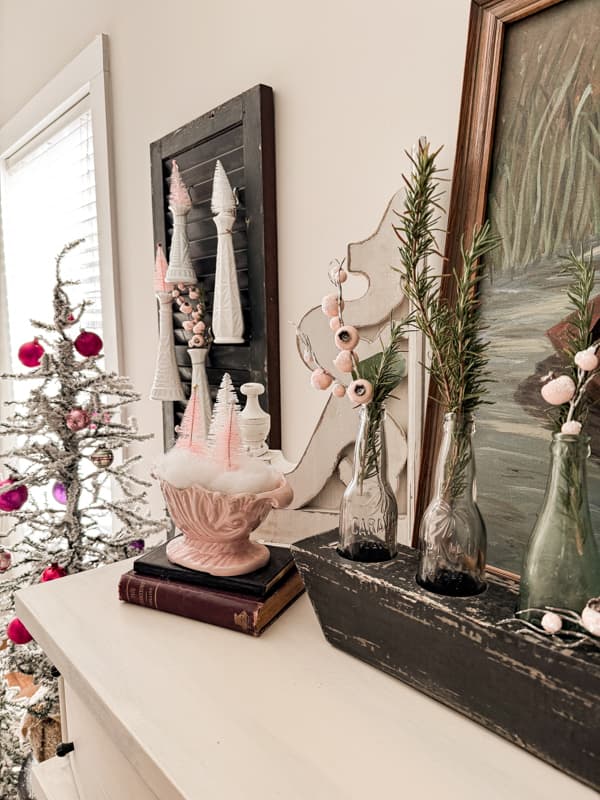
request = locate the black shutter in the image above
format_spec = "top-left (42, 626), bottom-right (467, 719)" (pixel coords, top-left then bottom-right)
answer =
top-left (150, 85), bottom-right (281, 449)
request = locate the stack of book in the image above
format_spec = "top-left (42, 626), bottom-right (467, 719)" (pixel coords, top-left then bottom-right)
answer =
top-left (118, 539), bottom-right (304, 636)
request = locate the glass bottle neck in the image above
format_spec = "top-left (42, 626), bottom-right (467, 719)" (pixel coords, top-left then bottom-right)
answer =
top-left (542, 434), bottom-right (590, 506)
top-left (352, 405), bottom-right (388, 485)
top-left (434, 412), bottom-right (476, 503)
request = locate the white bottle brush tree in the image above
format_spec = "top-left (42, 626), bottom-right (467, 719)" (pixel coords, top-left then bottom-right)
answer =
top-left (0, 241), bottom-right (166, 796)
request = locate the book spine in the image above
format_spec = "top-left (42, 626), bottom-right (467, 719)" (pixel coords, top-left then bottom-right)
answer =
top-left (118, 573), bottom-right (262, 635)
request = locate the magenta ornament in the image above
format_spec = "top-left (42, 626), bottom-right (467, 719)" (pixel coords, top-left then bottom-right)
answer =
top-left (52, 482), bottom-right (68, 504)
top-left (129, 539), bottom-right (145, 553)
top-left (74, 330), bottom-right (103, 357)
top-left (40, 563), bottom-right (67, 582)
top-left (0, 549), bottom-right (12, 573)
top-left (66, 408), bottom-right (90, 431)
top-left (7, 618), bottom-right (32, 645)
top-left (0, 478), bottom-right (28, 512)
top-left (18, 339), bottom-right (44, 368)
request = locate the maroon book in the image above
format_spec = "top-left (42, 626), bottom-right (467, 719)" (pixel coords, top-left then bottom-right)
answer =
top-left (118, 568), bottom-right (304, 636)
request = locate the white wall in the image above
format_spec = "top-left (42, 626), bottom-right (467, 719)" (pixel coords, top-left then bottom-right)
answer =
top-left (0, 0), bottom-right (470, 511)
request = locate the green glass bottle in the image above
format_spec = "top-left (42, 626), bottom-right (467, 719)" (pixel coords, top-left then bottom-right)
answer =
top-left (519, 433), bottom-right (600, 617)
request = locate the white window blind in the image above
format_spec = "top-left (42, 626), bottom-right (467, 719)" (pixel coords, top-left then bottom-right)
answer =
top-left (0, 95), bottom-right (112, 537)
top-left (1, 95), bottom-right (103, 376)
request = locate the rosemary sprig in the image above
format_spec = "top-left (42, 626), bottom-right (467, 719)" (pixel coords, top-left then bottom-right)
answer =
top-left (354, 322), bottom-right (406, 483)
top-left (394, 140), bottom-right (501, 415)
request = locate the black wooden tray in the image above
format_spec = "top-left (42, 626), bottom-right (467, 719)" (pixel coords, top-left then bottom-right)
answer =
top-left (291, 531), bottom-right (600, 791)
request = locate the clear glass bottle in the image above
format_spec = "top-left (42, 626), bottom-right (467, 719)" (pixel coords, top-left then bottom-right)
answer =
top-left (338, 406), bottom-right (398, 562)
top-left (416, 412), bottom-right (486, 596)
top-left (519, 433), bottom-right (600, 617)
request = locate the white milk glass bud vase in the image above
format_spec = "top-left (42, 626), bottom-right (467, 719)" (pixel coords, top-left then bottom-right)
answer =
top-left (150, 293), bottom-right (186, 402)
top-left (239, 383), bottom-right (271, 458)
top-left (187, 348), bottom-right (212, 438)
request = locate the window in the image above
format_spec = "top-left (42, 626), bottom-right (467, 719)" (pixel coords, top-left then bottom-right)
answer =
top-left (2, 98), bottom-right (103, 376)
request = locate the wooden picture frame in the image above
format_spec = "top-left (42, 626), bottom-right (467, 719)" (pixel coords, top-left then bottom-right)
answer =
top-left (414, 0), bottom-right (600, 575)
top-left (150, 84), bottom-right (281, 450)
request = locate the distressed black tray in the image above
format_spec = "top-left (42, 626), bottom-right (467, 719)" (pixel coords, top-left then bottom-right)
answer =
top-left (291, 531), bottom-right (600, 791)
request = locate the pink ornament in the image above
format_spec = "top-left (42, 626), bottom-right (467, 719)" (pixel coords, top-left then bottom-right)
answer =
top-left (177, 283), bottom-right (186, 291)
top-left (540, 375), bottom-right (576, 406)
top-left (52, 482), bottom-right (67, 504)
top-left (193, 321), bottom-right (206, 334)
top-left (347, 379), bottom-right (373, 405)
top-left (0, 550), bottom-right (12, 572)
top-left (66, 314), bottom-right (75, 326)
top-left (18, 339), bottom-right (44, 368)
top-left (332, 382), bottom-right (346, 398)
top-left (180, 303), bottom-right (193, 314)
top-left (66, 408), bottom-right (90, 431)
top-left (581, 598), bottom-right (600, 637)
top-left (74, 330), bottom-right (103, 357)
top-left (561, 420), bottom-right (582, 435)
top-left (191, 312), bottom-right (201, 321)
top-left (311, 368), bottom-right (333, 390)
top-left (40, 563), bottom-right (67, 583)
top-left (189, 290), bottom-right (200, 300)
top-left (190, 335), bottom-right (205, 347)
top-left (0, 478), bottom-right (28, 512)
top-left (7, 618), bottom-right (32, 645)
top-left (171, 289), bottom-right (181, 298)
top-left (335, 325), bottom-right (360, 351)
top-left (103, 412), bottom-right (112, 424)
top-left (182, 321), bottom-right (194, 331)
top-left (574, 347), bottom-right (599, 372)
top-left (334, 350), bottom-right (354, 373)
top-left (321, 294), bottom-right (343, 318)
top-left (329, 317), bottom-right (341, 332)
top-left (176, 296), bottom-right (185, 306)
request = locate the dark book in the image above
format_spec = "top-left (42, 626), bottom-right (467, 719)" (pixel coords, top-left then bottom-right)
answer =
top-left (133, 540), bottom-right (295, 599)
top-left (118, 568), bottom-right (305, 636)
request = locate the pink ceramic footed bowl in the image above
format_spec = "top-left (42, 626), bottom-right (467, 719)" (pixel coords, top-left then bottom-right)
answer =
top-left (161, 477), bottom-right (293, 576)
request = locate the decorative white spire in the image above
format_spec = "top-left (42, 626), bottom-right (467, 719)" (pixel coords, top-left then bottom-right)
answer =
top-left (165, 160), bottom-right (196, 284)
top-left (150, 244), bottom-right (186, 402)
top-left (211, 161), bottom-right (244, 344)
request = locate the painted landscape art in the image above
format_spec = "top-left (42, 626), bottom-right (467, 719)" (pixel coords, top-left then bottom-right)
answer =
top-left (478, 0), bottom-right (600, 573)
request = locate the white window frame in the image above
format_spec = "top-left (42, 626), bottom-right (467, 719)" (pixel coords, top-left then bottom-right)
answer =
top-left (0, 34), bottom-right (122, 373)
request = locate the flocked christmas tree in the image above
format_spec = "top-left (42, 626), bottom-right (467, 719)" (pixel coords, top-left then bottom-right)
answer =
top-left (0, 241), bottom-right (166, 796)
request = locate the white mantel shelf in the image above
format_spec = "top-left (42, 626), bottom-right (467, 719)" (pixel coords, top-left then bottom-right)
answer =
top-left (16, 560), bottom-right (595, 800)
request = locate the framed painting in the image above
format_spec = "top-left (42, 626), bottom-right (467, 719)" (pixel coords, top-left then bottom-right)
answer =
top-left (415, 0), bottom-right (600, 575)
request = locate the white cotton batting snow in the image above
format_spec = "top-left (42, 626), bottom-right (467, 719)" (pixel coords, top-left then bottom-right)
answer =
top-left (153, 447), bottom-right (282, 495)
